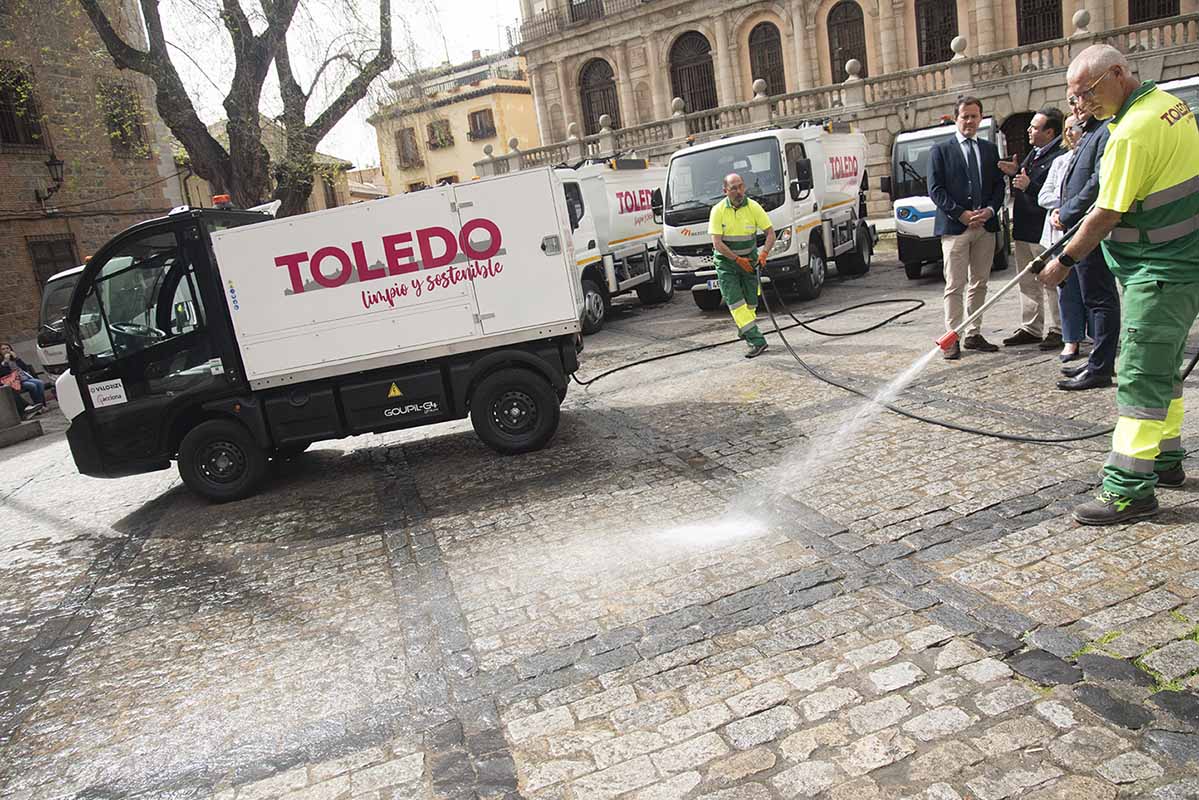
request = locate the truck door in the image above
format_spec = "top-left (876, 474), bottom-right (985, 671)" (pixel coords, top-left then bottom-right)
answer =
top-left (68, 221), bottom-right (228, 466)
top-left (450, 170), bottom-right (578, 333)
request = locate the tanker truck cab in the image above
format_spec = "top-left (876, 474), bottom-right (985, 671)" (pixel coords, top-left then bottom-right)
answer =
top-left (655, 125), bottom-right (875, 311)
top-left (884, 117), bottom-right (1010, 280)
top-left (558, 159), bottom-right (673, 334)
top-left (56, 167), bottom-right (583, 502)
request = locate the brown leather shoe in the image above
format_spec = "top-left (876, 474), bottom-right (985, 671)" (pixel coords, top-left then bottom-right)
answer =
top-left (963, 334), bottom-right (999, 352)
top-left (942, 342), bottom-right (961, 360)
top-left (1002, 329), bottom-right (1041, 346)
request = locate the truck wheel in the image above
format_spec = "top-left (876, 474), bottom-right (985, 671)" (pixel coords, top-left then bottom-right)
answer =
top-left (178, 419), bottom-right (267, 502)
top-left (693, 289), bottom-right (723, 311)
top-left (636, 252), bottom-right (675, 304)
top-left (470, 368), bottom-right (560, 455)
top-left (904, 262), bottom-right (924, 280)
top-left (580, 278), bottom-right (606, 335)
top-left (795, 239), bottom-right (826, 300)
top-left (837, 225), bottom-right (872, 276)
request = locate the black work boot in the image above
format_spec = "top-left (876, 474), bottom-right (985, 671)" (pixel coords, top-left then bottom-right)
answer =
top-left (1156, 464), bottom-right (1187, 488)
top-left (745, 343), bottom-right (768, 359)
top-left (1072, 490), bottom-right (1160, 526)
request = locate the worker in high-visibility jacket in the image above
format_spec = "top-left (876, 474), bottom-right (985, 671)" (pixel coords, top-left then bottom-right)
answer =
top-left (1039, 44), bottom-right (1199, 525)
top-left (709, 173), bottom-right (776, 358)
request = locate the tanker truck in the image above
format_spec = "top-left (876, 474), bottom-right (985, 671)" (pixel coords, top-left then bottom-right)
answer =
top-left (557, 160), bottom-right (673, 334)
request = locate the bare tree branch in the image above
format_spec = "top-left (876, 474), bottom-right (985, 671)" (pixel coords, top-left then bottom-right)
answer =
top-left (307, 0), bottom-right (392, 144)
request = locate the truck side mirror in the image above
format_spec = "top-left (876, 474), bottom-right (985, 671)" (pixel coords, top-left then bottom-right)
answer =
top-left (651, 188), bottom-right (663, 224)
top-left (880, 176), bottom-right (892, 197)
top-left (790, 159), bottom-right (814, 200)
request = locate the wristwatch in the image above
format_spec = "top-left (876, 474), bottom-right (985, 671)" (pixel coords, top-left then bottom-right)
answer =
top-left (1058, 252), bottom-right (1077, 268)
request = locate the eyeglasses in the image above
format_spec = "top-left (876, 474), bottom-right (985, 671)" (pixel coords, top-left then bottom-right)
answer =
top-left (1069, 68), bottom-right (1113, 107)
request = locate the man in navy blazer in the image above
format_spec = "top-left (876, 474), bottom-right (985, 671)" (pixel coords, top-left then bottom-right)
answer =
top-left (928, 96), bottom-right (1007, 359)
top-left (1054, 108), bottom-right (1117, 390)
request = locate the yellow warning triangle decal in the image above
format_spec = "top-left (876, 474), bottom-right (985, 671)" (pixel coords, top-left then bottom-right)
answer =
top-left (387, 383), bottom-right (403, 398)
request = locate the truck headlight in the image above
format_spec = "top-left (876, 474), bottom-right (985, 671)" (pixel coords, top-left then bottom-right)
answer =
top-left (669, 250), bottom-right (690, 270)
top-left (769, 226), bottom-right (793, 256)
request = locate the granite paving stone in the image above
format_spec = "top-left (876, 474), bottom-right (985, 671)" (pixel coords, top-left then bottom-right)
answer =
top-left (1096, 751), bottom-right (1164, 783)
top-left (1143, 641), bottom-right (1199, 681)
top-left (1076, 654), bottom-right (1156, 688)
top-left (1009, 650), bottom-right (1083, 685)
top-left (1150, 689), bottom-right (1199, 728)
top-left (1073, 684), bottom-right (1155, 730)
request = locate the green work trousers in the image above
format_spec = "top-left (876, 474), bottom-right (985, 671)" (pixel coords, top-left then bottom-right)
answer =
top-left (1103, 280), bottom-right (1199, 498)
top-left (715, 259), bottom-right (767, 348)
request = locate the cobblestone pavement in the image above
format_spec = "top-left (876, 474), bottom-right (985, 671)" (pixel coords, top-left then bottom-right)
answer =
top-left (2, 249), bottom-right (1198, 800)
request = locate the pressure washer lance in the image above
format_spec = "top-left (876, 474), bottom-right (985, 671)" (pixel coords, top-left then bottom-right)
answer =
top-left (935, 213), bottom-right (1091, 353)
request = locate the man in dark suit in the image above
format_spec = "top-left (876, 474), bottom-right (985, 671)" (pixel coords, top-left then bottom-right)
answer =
top-left (1000, 107), bottom-right (1065, 349)
top-left (928, 96), bottom-right (1007, 359)
top-left (1055, 107), bottom-right (1117, 390)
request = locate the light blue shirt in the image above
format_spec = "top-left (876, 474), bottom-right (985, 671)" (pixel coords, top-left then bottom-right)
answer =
top-left (955, 130), bottom-right (984, 188)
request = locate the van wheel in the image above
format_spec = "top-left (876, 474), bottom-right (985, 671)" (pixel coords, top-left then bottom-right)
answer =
top-left (581, 278), bottom-right (606, 334)
top-left (636, 251), bottom-right (675, 304)
top-left (837, 225), bottom-right (872, 276)
top-left (693, 289), bottom-right (723, 311)
top-left (904, 262), bottom-right (924, 280)
top-left (178, 419), bottom-right (267, 502)
top-left (471, 368), bottom-right (560, 455)
top-left (795, 238), bottom-right (826, 300)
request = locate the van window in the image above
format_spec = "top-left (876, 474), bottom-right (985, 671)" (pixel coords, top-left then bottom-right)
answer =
top-left (40, 273), bottom-right (80, 330)
top-left (564, 182), bottom-right (585, 231)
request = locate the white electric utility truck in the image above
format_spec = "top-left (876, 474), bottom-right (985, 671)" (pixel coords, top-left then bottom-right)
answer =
top-left (654, 125), bottom-right (876, 310)
top-left (558, 160), bottom-right (673, 334)
top-left (36, 263), bottom-right (86, 376)
top-left (56, 166), bottom-right (584, 501)
top-left (883, 117), bottom-right (1011, 279)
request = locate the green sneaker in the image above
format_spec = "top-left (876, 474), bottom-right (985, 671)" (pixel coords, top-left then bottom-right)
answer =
top-left (1072, 490), bottom-right (1159, 526)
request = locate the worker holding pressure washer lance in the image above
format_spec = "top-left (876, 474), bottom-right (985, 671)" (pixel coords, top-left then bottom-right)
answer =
top-left (938, 44), bottom-right (1199, 526)
top-left (709, 173), bottom-right (776, 359)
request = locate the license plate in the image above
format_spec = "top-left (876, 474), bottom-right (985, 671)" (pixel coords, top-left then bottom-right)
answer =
top-left (706, 280), bottom-right (720, 290)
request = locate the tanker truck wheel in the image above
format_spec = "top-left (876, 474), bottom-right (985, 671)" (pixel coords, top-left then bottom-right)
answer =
top-left (580, 278), bottom-right (607, 334)
top-left (836, 225), bottom-right (872, 276)
top-left (471, 368), bottom-right (560, 455)
top-left (178, 419), bottom-right (268, 502)
top-left (795, 238), bottom-right (826, 301)
top-left (693, 289), bottom-right (723, 311)
top-left (636, 251), bottom-right (675, 304)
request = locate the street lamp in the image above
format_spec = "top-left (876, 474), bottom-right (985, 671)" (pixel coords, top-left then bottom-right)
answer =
top-left (34, 154), bottom-right (65, 206)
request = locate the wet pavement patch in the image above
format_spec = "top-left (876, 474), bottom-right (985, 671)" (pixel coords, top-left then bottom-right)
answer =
top-left (1150, 690), bottom-right (1199, 729)
top-left (1010, 649), bottom-right (1083, 685)
top-left (1078, 654), bottom-right (1157, 688)
top-left (1074, 685), bottom-right (1156, 730)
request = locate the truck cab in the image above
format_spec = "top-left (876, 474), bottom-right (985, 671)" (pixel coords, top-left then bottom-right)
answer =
top-left (884, 118), bottom-right (1011, 280)
top-left (35, 263), bottom-right (85, 376)
top-left (657, 125), bottom-right (875, 311)
top-left (557, 160), bottom-right (673, 334)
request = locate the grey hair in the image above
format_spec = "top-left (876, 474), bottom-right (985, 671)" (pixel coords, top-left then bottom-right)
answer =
top-left (1068, 44), bottom-right (1129, 81)
top-left (723, 173), bottom-right (743, 188)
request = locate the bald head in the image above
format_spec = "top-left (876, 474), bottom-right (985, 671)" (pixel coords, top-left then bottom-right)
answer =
top-left (1067, 44), bottom-right (1128, 83)
top-left (1066, 44), bottom-right (1138, 120)
top-left (723, 172), bottom-right (746, 206)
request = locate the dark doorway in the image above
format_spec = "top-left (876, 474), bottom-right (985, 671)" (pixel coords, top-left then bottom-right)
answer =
top-left (828, 1), bottom-right (868, 82)
top-left (670, 31), bottom-right (718, 112)
top-left (579, 58), bottom-right (620, 134)
top-left (749, 22), bottom-right (786, 96)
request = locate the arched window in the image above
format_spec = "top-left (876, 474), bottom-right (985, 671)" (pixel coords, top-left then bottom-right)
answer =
top-left (749, 22), bottom-right (786, 96)
top-left (670, 32), bottom-right (718, 113)
top-left (579, 58), bottom-right (620, 135)
top-left (827, 1), bottom-right (868, 83)
top-left (915, 0), bottom-right (957, 65)
top-left (1017, 0), bottom-right (1062, 45)
top-left (1130, 0), bottom-right (1179, 23)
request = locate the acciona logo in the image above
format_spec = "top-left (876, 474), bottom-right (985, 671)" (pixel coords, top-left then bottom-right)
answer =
top-left (384, 401), bottom-right (440, 417)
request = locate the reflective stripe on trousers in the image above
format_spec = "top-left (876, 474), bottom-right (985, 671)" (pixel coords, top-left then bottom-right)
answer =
top-left (729, 299), bottom-right (759, 333)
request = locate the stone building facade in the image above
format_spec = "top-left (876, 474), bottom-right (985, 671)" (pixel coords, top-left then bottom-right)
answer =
top-left (0, 0), bottom-right (180, 351)
top-left (370, 51), bottom-right (541, 194)
top-left (517, 0), bottom-right (1195, 145)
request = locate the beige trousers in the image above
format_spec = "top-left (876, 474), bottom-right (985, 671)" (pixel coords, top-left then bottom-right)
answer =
top-left (942, 227), bottom-right (996, 336)
top-left (1013, 239), bottom-right (1061, 338)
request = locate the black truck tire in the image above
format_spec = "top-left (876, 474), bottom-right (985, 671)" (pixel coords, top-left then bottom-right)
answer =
top-left (580, 278), bottom-right (606, 334)
top-left (636, 251), bottom-right (675, 304)
top-left (904, 262), bottom-right (924, 280)
top-left (470, 368), bottom-right (560, 455)
top-left (693, 289), bottom-right (723, 311)
top-left (795, 238), bottom-right (827, 300)
top-left (178, 418), bottom-right (268, 502)
top-left (836, 225), bottom-right (872, 276)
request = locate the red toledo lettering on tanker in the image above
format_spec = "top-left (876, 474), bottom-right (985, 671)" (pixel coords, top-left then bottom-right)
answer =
top-left (310, 246), bottom-right (353, 288)
top-left (275, 251), bottom-right (309, 294)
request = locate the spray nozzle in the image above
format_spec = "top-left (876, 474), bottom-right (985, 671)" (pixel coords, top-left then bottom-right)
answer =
top-left (936, 330), bottom-right (959, 352)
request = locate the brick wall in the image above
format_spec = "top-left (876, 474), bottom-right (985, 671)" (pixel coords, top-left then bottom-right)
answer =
top-left (0, 1), bottom-right (173, 350)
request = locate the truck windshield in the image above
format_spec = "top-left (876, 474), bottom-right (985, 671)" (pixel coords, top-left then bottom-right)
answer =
top-left (892, 123), bottom-right (994, 200)
top-left (665, 138), bottom-right (784, 225)
top-left (40, 272), bottom-right (81, 333)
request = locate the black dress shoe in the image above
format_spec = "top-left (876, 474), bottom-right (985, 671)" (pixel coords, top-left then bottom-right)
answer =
top-left (943, 342), bottom-right (961, 360)
top-left (1058, 371), bottom-right (1113, 390)
top-left (1003, 329), bottom-right (1041, 346)
top-left (963, 334), bottom-right (999, 352)
top-left (1039, 332), bottom-right (1064, 350)
top-left (1061, 363), bottom-right (1089, 377)
top-left (1060, 349), bottom-right (1085, 363)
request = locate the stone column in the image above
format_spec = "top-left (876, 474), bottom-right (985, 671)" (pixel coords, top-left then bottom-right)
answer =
top-left (1085, 0), bottom-right (1107, 32)
top-left (789, 0), bottom-right (813, 89)
top-left (878, 0), bottom-right (899, 74)
top-left (613, 42), bottom-right (636, 127)
top-left (530, 66), bottom-right (550, 143)
top-left (713, 15), bottom-right (736, 105)
top-left (518, 0), bottom-right (533, 20)
top-left (975, 0), bottom-right (996, 55)
top-left (556, 59), bottom-right (576, 134)
top-left (644, 34), bottom-right (667, 120)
